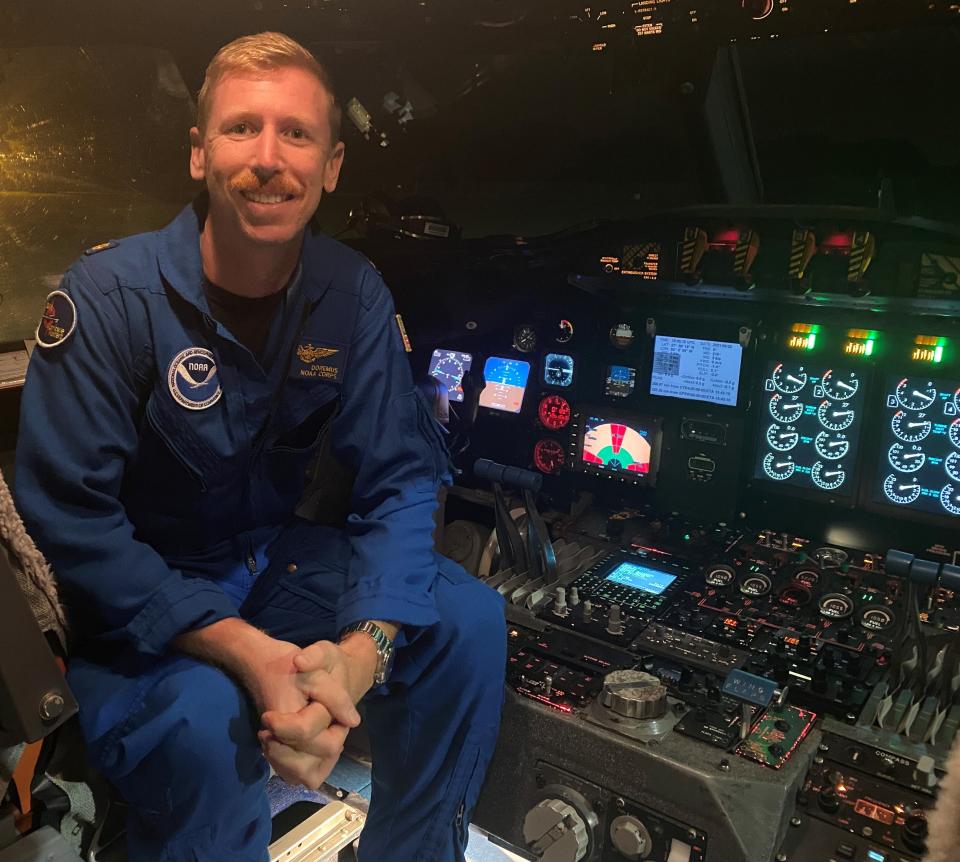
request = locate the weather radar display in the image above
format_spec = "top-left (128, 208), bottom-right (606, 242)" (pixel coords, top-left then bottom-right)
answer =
top-left (428, 349), bottom-right (472, 402)
top-left (581, 416), bottom-right (652, 474)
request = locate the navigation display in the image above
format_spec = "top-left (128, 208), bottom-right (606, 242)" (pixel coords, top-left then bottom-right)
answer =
top-left (754, 360), bottom-right (867, 497)
top-left (650, 335), bottom-right (742, 407)
top-left (581, 414), bottom-right (655, 476)
top-left (604, 561), bottom-right (676, 596)
top-left (543, 353), bottom-right (575, 388)
top-left (605, 364), bottom-right (637, 398)
top-left (873, 374), bottom-right (960, 518)
top-left (479, 356), bottom-right (531, 414)
top-left (428, 349), bottom-right (472, 403)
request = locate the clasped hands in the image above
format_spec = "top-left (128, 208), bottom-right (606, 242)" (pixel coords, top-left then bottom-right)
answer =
top-left (241, 637), bottom-right (376, 790)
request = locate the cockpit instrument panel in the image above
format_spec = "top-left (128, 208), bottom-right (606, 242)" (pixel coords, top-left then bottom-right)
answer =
top-left (479, 356), bottom-right (531, 414)
top-left (650, 335), bottom-right (743, 407)
top-left (754, 360), bottom-right (866, 497)
top-left (874, 375), bottom-right (960, 518)
top-left (428, 349), bottom-right (472, 402)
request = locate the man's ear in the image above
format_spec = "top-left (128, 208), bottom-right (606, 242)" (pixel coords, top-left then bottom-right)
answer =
top-left (189, 127), bottom-right (206, 181)
top-left (323, 141), bottom-right (346, 194)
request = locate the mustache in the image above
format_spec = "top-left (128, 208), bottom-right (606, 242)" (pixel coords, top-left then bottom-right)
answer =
top-left (228, 169), bottom-right (301, 197)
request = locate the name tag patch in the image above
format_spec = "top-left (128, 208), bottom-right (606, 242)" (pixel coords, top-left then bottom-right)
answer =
top-left (295, 340), bottom-right (344, 382)
top-left (167, 347), bottom-right (222, 410)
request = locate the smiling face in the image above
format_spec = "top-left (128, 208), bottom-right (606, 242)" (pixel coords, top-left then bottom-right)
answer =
top-left (189, 65), bottom-right (345, 248)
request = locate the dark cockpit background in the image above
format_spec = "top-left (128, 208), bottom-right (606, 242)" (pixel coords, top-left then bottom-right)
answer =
top-left (1, 1), bottom-right (959, 343)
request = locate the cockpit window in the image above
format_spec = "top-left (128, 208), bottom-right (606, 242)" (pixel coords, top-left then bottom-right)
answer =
top-left (0, 46), bottom-right (195, 343)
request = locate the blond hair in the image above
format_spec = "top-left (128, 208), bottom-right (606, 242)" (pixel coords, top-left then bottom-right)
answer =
top-left (197, 32), bottom-right (341, 141)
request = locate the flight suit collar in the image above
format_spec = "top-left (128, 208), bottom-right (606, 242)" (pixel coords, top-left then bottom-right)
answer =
top-left (157, 195), bottom-right (335, 314)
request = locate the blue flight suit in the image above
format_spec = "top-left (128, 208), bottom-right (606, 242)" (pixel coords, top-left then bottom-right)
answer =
top-left (15, 199), bottom-right (506, 862)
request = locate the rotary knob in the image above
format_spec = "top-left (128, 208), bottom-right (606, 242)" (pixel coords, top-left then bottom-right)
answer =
top-left (523, 798), bottom-right (589, 862)
top-left (609, 815), bottom-right (653, 860)
top-left (600, 670), bottom-right (668, 720)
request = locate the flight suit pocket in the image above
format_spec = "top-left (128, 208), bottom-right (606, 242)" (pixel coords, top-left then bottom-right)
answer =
top-left (143, 392), bottom-right (220, 492)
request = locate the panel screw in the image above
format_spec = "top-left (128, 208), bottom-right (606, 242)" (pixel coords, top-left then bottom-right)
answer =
top-left (615, 797), bottom-right (625, 810)
top-left (776, 854), bottom-right (788, 862)
top-left (39, 691), bottom-right (64, 721)
top-left (790, 816), bottom-right (802, 827)
top-left (719, 759), bottom-right (730, 772)
top-left (287, 563), bottom-right (298, 573)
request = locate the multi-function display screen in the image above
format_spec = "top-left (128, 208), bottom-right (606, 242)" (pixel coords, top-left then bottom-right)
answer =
top-left (754, 360), bottom-right (867, 496)
top-left (581, 414), bottom-right (654, 475)
top-left (479, 356), bottom-right (531, 414)
top-left (873, 374), bottom-right (960, 518)
top-left (604, 561), bottom-right (676, 595)
top-left (605, 364), bottom-right (637, 398)
top-left (428, 349), bottom-right (472, 403)
top-left (650, 335), bottom-right (742, 407)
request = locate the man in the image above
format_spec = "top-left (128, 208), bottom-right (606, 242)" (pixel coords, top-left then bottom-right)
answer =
top-left (15, 32), bottom-right (506, 862)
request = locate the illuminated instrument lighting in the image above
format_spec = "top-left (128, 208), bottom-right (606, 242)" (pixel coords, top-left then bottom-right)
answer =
top-left (912, 335), bottom-right (948, 364)
top-left (844, 328), bottom-right (878, 357)
top-left (788, 322), bottom-right (819, 351)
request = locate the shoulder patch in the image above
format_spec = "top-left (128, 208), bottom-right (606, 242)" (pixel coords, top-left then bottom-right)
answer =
top-left (84, 240), bottom-right (117, 255)
top-left (395, 314), bottom-right (413, 353)
top-left (35, 290), bottom-right (78, 349)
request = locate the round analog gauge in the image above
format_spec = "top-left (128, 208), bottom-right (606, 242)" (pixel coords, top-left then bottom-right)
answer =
top-left (769, 394), bottom-right (805, 424)
top-left (544, 353), bottom-right (574, 388)
top-left (892, 410), bottom-right (932, 443)
top-left (950, 418), bottom-right (960, 449)
top-left (778, 584), bottom-right (811, 608)
top-left (822, 369), bottom-right (859, 401)
top-left (704, 565), bottom-right (735, 588)
top-left (815, 431), bottom-right (850, 461)
top-left (941, 484), bottom-right (960, 516)
top-left (740, 573), bottom-right (772, 597)
top-left (812, 547), bottom-right (848, 569)
top-left (946, 452), bottom-right (960, 483)
top-left (955, 386), bottom-right (960, 416)
top-left (859, 605), bottom-right (896, 632)
top-left (766, 423), bottom-right (799, 452)
top-left (533, 439), bottom-right (565, 475)
top-left (772, 363), bottom-right (808, 394)
top-left (793, 568), bottom-right (821, 589)
top-left (895, 378), bottom-right (937, 412)
top-left (538, 394), bottom-right (571, 430)
top-left (883, 474), bottom-right (922, 506)
top-left (744, 0), bottom-right (774, 21)
top-left (609, 322), bottom-right (635, 349)
top-left (762, 453), bottom-right (795, 481)
top-left (812, 461), bottom-right (846, 491)
top-left (819, 592), bottom-right (854, 620)
top-left (818, 400), bottom-right (855, 431)
top-left (888, 443), bottom-right (926, 474)
top-left (556, 319), bottom-right (574, 343)
top-left (513, 324), bottom-right (537, 353)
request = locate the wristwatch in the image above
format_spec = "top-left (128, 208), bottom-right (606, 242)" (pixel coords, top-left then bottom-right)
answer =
top-left (339, 621), bottom-right (395, 686)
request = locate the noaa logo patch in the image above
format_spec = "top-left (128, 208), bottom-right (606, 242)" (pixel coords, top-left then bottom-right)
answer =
top-left (36, 290), bottom-right (77, 349)
top-left (167, 347), bottom-right (222, 411)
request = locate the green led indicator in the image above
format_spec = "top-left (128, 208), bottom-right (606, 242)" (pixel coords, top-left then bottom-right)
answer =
top-left (865, 339), bottom-right (874, 356)
top-left (934, 345), bottom-right (944, 363)
top-left (807, 333), bottom-right (816, 350)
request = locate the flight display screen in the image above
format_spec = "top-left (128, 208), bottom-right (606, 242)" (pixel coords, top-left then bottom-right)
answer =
top-left (650, 335), bottom-right (742, 407)
top-left (428, 349), bottom-right (472, 403)
top-left (754, 360), bottom-right (866, 496)
top-left (479, 356), bottom-right (531, 414)
top-left (604, 561), bottom-right (676, 596)
top-left (581, 414), bottom-right (654, 476)
top-left (543, 353), bottom-right (575, 388)
top-left (605, 364), bottom-right (637, 398)
top-left (873, 374), bottom-right (960, 518)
